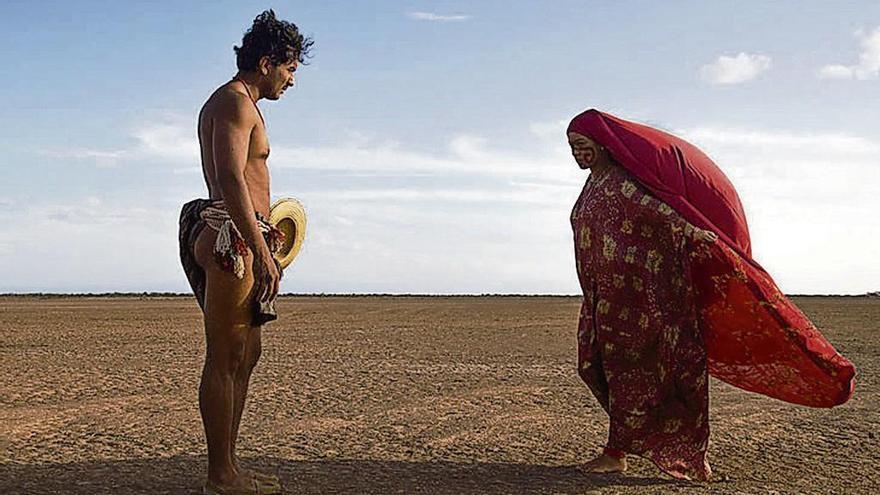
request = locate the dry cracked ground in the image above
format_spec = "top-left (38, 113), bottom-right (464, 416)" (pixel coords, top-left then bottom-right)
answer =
top-left (1, 296), bottom-right (878, 494)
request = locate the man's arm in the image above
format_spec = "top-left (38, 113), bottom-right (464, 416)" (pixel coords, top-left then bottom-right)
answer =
top-left (211, 93), bottom-right (280, 302)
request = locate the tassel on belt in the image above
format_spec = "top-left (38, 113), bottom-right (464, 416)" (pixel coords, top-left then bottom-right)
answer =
top-left (199, 201), bottom-right (284, 279)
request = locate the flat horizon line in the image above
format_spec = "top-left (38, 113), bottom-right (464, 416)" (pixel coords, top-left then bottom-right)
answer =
top-left (1, 292), bottom-right (878, 298)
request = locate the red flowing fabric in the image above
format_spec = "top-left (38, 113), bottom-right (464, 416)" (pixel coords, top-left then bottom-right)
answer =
top-left (568, 109), bottom-right (855, 408)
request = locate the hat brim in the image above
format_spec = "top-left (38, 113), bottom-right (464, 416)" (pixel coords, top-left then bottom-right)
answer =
top-left (269, 198), bottom-right (307, 270)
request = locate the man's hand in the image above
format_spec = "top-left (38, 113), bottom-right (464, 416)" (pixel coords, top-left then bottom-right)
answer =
top-left (252, 247), bottom-right (281, 303)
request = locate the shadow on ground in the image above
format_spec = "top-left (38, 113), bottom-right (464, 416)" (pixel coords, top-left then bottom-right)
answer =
top-left (1, 456), bottom-right (685, 494)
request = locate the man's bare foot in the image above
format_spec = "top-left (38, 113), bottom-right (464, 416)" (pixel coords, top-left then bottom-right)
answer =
top-left (581, 453), bottom-right (627, 474)
top-left (205, 472), bottom-right (259, 495)
top-left (205, 474), bottom-right (281, 495)
top-left (241, 469), bottom-right (282, 488)
top-left (232, 459), bottom-right (281, 486)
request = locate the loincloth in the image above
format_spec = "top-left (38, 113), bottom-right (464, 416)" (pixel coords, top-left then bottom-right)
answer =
top-left (179, 199), bottom-right (284, 325)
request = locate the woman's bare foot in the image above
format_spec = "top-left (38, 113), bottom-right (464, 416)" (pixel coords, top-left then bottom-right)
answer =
top-left (701, 459), bottom-right (712, 481)
top-left (581, 453), bottom-right (627, 474)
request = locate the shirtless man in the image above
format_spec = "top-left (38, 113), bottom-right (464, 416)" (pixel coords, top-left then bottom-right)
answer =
top-left (178, 10), bottom-right (312, 495)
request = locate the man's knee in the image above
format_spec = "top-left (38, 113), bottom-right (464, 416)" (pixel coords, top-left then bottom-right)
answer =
top-left (206, 329), bottom-right (250, 376)
top-left (245, 333), bottom-right (262, 371)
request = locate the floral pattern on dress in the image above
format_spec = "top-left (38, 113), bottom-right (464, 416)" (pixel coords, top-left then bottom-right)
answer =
top-left (571, 165), bottom-right (711, 480)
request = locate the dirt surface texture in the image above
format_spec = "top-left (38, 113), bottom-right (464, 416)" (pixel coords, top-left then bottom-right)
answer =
top-left (1, 296), bottom-right (878, 494)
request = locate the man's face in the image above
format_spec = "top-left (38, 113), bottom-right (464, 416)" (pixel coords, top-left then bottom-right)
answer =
top-left (263, 58), bottom-right (298, 101)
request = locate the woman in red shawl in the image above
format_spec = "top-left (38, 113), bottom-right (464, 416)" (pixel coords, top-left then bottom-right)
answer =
top-left (568, 109), bottom-right (855, 480)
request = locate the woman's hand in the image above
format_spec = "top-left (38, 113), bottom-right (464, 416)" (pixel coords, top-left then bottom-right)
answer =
top-left (693, 228), bottom-right (718, 244)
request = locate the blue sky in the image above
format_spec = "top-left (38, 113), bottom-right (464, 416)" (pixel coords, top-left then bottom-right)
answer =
top-left (1, 1), bottom-right (878, 294)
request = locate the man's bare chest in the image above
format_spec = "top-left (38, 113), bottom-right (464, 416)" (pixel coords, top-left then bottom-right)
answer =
top-left (249, 124), bottom-right (271, 161)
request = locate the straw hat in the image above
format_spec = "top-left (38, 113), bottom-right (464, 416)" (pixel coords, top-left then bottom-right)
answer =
top-left (268, 197), bottom-right (307, 269)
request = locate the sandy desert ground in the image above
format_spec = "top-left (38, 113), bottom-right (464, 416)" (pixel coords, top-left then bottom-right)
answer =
top-left (1, 295), bottom-right (878, 494)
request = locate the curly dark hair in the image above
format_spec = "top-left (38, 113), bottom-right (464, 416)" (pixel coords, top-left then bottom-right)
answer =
top-left (234, 10), bottom-right (314, 71)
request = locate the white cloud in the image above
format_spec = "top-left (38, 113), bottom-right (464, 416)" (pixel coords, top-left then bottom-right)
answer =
top-left (407, 12), bottom-right (471, 22)
top-left (0, 197), bottom-right (182, 292)
top-left (264, 125), bottom-right (583, 294)
top-left (39, 118), bottom-right (199, 170)
top-left (132, 121), bottom-right (199, 163)
top-left (268, 132), bottom-right (576, 186)
top-left (39, 148), bottom-right (128, 168)
top-left (678, 126), bottom-right (880, 294)
top-left (681, 128), bottom-right (879, 154)
top-left (529, 119), bottom-right (569, 141)
top-left (8, 118), bottom-right (878, 295)
top-left (819, 27), bottom-right (880, 80)
top-left (700, 52), bottom-right (772, 85)
top-left (299, 185), bottom-right (570, 206)
top-left (4, 120), bottom-right (585, 294)
top-left (818, 64), bottom-right (854, 80)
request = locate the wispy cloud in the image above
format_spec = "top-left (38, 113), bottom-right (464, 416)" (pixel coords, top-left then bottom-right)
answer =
top-left (10, 118), bottom-right (879, 294)
top-left (6, 119), bottom-right (583, 293)
top-left (679, 126), bottom-right (880, 208)
top-left (678, 126), bottom-right (880, 294)
top-left (819, 27), bottom-right (880, 80)
top-left (39, 118), bottom-right (199, 170)
top-left (38, 148), bottom-right (128, 168)
top-left (818, 64), bottom-right (855, 80)
top-left (0, 196), bottom-right (181, 292)
top-left (407, 12), bottom-right (471, 22)
top-left (700, 52), bottom-right (772, 85)
top-left (681, 128), bottom-right (880, 154)
top-left (132, 120), bottom-right (200, 163)
top-left (269, 135), bottom-right (573, 183)
top-left (299, 185), bottom-right (571, 206)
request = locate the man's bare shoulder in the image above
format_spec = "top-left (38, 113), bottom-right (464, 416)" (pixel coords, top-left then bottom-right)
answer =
top-left (201, 84), bottom-right (259, 127)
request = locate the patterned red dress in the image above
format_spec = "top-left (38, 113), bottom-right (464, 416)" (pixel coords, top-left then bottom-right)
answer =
top-left (572, 164), bottom-right (712, 480)
top-left (568, 109), bottom-right (855, 481)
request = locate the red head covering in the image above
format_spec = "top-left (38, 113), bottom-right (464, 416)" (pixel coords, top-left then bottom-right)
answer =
top-left (567, 109), bottom-right (855, 407)
top-left (568, 109), bottom-right (753, 259)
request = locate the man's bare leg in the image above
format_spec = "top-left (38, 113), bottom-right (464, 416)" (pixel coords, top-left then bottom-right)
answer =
top-left (230, 327), bottom-right (263, 472)
top-left (227, 328), bottom-right (283, 489)
top-left (195, 230), bottom-right (258, 490)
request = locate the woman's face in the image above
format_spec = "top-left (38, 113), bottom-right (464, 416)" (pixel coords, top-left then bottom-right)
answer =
top-left (568, 131), bottom-right (601, 170)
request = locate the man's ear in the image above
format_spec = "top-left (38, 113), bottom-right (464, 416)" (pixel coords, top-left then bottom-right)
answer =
top-left (258, 56), bottom-right (271, 76)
